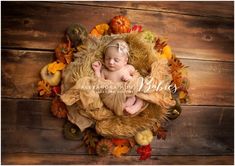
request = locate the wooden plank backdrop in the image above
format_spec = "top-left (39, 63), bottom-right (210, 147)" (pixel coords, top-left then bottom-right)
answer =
top-left (1, 1), bottom-right (234, 165)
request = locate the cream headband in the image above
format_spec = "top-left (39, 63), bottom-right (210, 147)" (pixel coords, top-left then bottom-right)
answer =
top-left (105, 41), bottom-right (130, 57)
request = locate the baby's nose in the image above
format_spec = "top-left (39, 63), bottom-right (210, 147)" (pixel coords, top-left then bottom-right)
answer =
top-left (109, 59), bottom-right (115, 64)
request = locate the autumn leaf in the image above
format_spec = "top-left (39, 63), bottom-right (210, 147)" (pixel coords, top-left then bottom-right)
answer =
top-left (96, 24), bottom-right (109, 34)
top-left (37, 80), bottom-right (51, 97)
top-left (168, 55), bottom-right (185, 71)
top-left (136, 144), bottom-right (152, 160)
top-left (128, 138), bottom-right (136, 148)
top-left (47, 61), bottom-right (65, 74)
top-left (52, 86), bottom-right (61, 95)
top-left (156, 127), bottom-right (167, 140)
top-left (179, 91), bottom-right (187, 99)
top-left (90, 29), bottom-right (100, 37)
top-left (160, 45), bottom-right (172, 60)
top-left (90, 23), bottom-right (109, 37)
top-left (112, 145), bottom-right (130, 157)
top-left (51, 97), bottom-right (68, 118)
top-left (130, 25), bottom-right (143, 32)
top-left (55, 37), bottom-right (73, 64)
top-left (154, 38), bottom-right (167, 53)
top-left (168, 55), bottom-right (186, 87)
top-left (82, 128), bottom-right (100, 154)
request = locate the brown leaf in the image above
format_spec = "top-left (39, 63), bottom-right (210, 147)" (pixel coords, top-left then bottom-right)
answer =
top-left (51, 98), bottom-right (68, 118)
top-left (168, 55), bottom-right (186, 87)
top-left (55, 37), bottom-right (74, 64)
top-left (156, 127), bottom-right (167, 140)
top-left (154, 38), bottom-right (167, 53)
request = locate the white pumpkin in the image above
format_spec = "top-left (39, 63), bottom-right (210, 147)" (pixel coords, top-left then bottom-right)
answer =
top-left (134, 129), bottom-right (153, 146)
top-left (40, 64), bottom-right (61, 86)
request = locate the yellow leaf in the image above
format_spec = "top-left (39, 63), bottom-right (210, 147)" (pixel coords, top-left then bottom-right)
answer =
top-left (179, 91), bottom-right (187, 99)
top-left (47, 61), bottom-right (65, 74)
top-left (95, 24), bottom-right (109, 34)
top-left (160, 45), bottom-right (172, 59)
top-left (112, 145), bottom-right (130, 157)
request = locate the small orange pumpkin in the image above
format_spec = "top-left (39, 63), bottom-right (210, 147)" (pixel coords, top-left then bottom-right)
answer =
top-left (110, 15), bottom-right (131, 34)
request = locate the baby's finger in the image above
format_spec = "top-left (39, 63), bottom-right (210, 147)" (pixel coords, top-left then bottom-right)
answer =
top-left (97, 61), bottom-right (101, 66)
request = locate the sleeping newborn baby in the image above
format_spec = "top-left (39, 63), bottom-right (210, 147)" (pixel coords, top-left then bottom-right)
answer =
top-left (92, 38), bottom-right (144, 115)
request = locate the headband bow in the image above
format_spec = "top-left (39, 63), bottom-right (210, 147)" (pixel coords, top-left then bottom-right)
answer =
top-left (105, 42), bottom-right (129, 56)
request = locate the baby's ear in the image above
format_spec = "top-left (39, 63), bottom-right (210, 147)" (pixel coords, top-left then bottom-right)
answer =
top-left (124, 56), bottom-right (128, 63)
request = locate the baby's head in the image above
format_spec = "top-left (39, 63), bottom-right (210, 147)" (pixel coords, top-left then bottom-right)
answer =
top-left (104, 39), bottom-right (130, 71)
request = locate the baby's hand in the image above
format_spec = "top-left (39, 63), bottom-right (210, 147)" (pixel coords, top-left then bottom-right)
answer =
top-left (122, 75), bottom-right (133, 82)
top-left (92, 61), bottom-right (102, 72)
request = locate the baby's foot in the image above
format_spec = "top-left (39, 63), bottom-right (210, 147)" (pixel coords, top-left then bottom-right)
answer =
top-left (124, 96), bottom-right (136, 107)
top-left (125, 98), bottom-right (144, 114)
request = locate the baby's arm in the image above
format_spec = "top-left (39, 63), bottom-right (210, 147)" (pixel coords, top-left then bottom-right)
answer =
top-left (127, 65), bottom-right (136, 76)
top-left (121, 65), bottom-right (136, 82)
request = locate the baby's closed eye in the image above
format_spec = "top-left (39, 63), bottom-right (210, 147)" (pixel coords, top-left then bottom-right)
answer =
top-left (114, 58), bottom-right (120, 62)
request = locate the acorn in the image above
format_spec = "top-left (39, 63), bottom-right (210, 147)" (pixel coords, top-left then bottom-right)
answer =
top-left (63, 121), bottom-right (82, 141)
top-left (96, 139), bottom-right (114, 156)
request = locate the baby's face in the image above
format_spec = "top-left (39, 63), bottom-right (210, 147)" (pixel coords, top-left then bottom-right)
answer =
top-left (104, 47), bottom-right (128, 71)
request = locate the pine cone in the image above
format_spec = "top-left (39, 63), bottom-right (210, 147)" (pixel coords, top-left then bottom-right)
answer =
top-left (96, 139), bottom-right (113, 156)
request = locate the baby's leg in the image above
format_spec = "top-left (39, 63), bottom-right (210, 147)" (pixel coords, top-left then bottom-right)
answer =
top-left (124, 96), bottom-right (136, 107)
top-left (125, 97), bottom-right (144, 115)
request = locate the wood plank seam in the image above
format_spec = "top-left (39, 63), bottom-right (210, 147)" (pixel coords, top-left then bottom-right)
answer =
top-left (2, 48), bottom-right (233, 64)
top-left (2, 96), bottom-right (234, 107)
top-left (53, 2), bottom-right (234, 19)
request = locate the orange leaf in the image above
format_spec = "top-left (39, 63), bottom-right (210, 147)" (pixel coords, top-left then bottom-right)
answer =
top-left (90, 23), bottom-right (109, 37)
top-left (90, 29), bottom-right (100, 37)
top-left (95, 24), bottom-right (109, 34)
top-left (112, 145), bottom-right (130, 157)
top-left (47, 61), bottom-right (65, 74)
top-left (37, 80), bottom-right (51, 97)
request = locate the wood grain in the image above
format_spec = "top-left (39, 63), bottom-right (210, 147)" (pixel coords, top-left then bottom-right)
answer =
top-left (1, 2), bottom-right (233, 62)
top-left (2, 49), bottom-right (233, 106)
top-left (71, 1), bottom-right (234, 18)
top-left (2, 98), bottom-right (233, 155)
top-left (1, 153), bottom-right (234, 165)
top-left (1, 2), bottom-right (234, 162)
top-left (1, 49), bottom-right (54, 99)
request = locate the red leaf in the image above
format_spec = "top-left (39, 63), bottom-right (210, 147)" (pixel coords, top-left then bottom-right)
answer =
top-left (52, 86), bottom-right (61, 95)
top-left (136, 144), bottom-right (152, 160)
